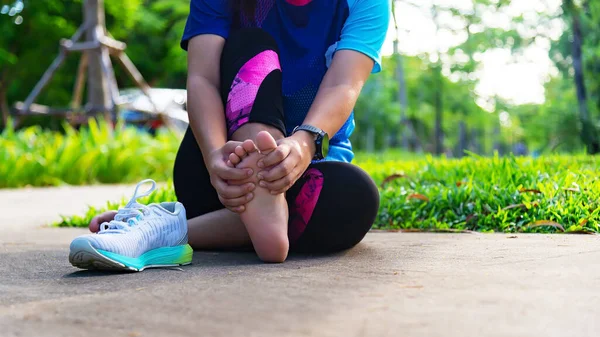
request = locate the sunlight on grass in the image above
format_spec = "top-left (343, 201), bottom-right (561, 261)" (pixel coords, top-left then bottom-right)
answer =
top-left (3, 121), bottom-right (597, 233)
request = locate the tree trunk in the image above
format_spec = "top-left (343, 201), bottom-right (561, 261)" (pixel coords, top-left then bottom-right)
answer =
top-left (471, 128), bottom-right (483, 154)
top-left (84, 0), bottom-right (112, 113)
top-left (392, 0), bottom-right (421, 152)
top-left (366, 125), bottom-right (375, 153)
top-left (568, 0), bottom-right (600, 154)
top-left (458, 119), bottom-right (468, 157)
top-left (383, 131), bottom-right (391, 150)
top-left (0, 80), bottom-right (9, 129)
top-left (493, 124), bottom-right (502, 155)
top-left (431, 6), bottom-right (444, 156)
top-left (395, 40), bottom-right (409, 150)
top-left (433, 64), bottom-right (444, 155)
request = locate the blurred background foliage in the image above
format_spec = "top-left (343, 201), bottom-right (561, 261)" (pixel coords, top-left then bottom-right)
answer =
top-left (1, 0), bottom-right (599, 157)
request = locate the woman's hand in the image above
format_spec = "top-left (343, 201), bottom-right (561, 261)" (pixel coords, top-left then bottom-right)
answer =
top-left (207, 141), bottom-right (256, 213)
top-left (256, 132), bottom-right (315, 194)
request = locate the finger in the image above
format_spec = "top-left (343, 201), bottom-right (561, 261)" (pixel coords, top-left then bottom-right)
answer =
top-left (260, 174), bottom-right (294, 192)
top-left (259, 145), bottom-right (290, 168)
top-left (222, 141), bottom-right (244, 154)
top-left (219, 192), bottom-right (254, 208)
top-left (220, 198), bottom-right (245, 214)
top-left (215, 179), bottom-right (255, 199)
top-left (231, 205), bottom-right (246, 213)
top-left (230, 206), bottom-right (246, 214)
top-left (258, 160), bottom-right (294, 182)
top-left (270, 170), bottom-right (303, 194)
top-left (217, 163), bottom-right (253, 180)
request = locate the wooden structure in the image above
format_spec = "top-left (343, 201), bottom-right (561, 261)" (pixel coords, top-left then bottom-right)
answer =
top-left (16, 0), bottom-right (155, 124)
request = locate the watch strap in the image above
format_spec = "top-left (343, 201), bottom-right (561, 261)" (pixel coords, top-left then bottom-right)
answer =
top-left (292, 125), bottom-right (326, 160)
top-left (293, 125), bottom-right (325, 137)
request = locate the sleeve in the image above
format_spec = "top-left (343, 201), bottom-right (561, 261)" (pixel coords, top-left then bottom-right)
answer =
top-left (180, 0), bottom-right (232, 51)
top-left (335, 0), bottom-right (390, 73)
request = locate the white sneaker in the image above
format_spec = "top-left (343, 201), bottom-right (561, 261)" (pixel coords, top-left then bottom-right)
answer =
top-left (69, 179), bottom-right (192, 272)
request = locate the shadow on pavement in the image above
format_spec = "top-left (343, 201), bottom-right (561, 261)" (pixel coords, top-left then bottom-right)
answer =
top-left (59, 246), bottom-right (365, 279)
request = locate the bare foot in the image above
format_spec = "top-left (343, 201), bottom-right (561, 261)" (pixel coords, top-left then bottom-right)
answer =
top-left (233, 131), bottom-right (289, 263)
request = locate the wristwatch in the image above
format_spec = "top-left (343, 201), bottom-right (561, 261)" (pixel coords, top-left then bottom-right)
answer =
top-left (292, 125), bottom-right (329, 160)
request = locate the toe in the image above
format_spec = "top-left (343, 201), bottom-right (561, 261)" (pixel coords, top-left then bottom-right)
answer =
top-left (242, 139), bottom-right (258, 154)
top-left (229, 152), bottom-right (242, 166)
top-left (234, 145), bottom-right (247, 159)
top-left (256, 131), bottom-right (278, 154)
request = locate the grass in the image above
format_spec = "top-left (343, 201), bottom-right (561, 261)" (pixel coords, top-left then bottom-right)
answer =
top-left (54, 153), bottom-right (600, 234)
top-left (369, 154), bottom-right (599, 233)
top-left (3, 121), bottom-right (598, 233)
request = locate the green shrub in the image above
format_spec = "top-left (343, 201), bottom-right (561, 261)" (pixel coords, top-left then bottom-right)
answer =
top-left (0, 119), bottom-right (179, 188)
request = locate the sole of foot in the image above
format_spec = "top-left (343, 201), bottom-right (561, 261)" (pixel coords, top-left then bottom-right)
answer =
top-left (234, 131), bottom-right (290, 263)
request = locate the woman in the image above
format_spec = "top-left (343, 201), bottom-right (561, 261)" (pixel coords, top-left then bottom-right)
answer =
top-left (90, 0), bottom-right (389, 263)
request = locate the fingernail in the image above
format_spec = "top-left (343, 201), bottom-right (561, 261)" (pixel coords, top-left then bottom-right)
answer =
top-left (246, 169), bottom-right (253, 176)
top-left (257, 173), bottom-right (264, 180)
top-left (248, 183), bottom-right (255, 190)
top-left (259, 181), bottom-right (266, 187)
top-left (257, 161), bottom-right (264, 168)
top-left (247, 193), bottom-right (254, 200)
top-left (237, 206), bottom-right (245, 212)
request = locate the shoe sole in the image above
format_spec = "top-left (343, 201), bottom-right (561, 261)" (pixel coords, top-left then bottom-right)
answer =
top-left (69, 238), bottom-right (193, 272)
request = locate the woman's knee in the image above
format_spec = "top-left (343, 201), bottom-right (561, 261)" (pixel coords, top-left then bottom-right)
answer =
top-left (291, 162), bottom-right (380, 253)
top-left (323, 162), bottom-right (380, 221)
top-left (344, 165), bottom-right (380, 243)
top-left (231, 123), bottom-right (284, 143)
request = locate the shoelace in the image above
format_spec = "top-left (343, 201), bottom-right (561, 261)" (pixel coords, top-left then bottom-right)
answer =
top-left (99, 179), bottom-right (157, 234)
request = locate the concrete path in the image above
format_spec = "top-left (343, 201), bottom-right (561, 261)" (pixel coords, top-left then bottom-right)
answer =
top-left (1, 185), bottom-right (599, 337)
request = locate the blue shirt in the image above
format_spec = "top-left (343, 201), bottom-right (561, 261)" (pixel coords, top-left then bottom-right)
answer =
top-left (182, 0), bottom-right (390, 162)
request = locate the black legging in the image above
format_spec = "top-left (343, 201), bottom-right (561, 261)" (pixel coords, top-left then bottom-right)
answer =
top-left (173, 28), bottom-right (379, 253)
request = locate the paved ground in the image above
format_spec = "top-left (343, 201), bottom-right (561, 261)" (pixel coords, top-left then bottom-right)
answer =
top-left (1, 185), bottom-right (599, 337)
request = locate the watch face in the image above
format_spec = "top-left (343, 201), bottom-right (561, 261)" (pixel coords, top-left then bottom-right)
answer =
top-left (321, 133), bottom-right (329, 158)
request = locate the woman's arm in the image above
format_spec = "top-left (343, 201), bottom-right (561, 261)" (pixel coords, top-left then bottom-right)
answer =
top-left (257, 50), bottom-right (374, 193)
top-left (257, 0), bottom-right (389, 193)
top-left (291, 49), bottom-right (374, 155)
top-left (187, 35), bottom-right (255, 211)
top-left (186, 35), bottom-right (228, 157)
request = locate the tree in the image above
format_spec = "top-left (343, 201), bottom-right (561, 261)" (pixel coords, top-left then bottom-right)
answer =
top-left (391, 0), bottom-right (421, 152)
top-left (0, 0), bottom-right (188, 125)
top-left (562, 0), bottom-right (599, 154)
